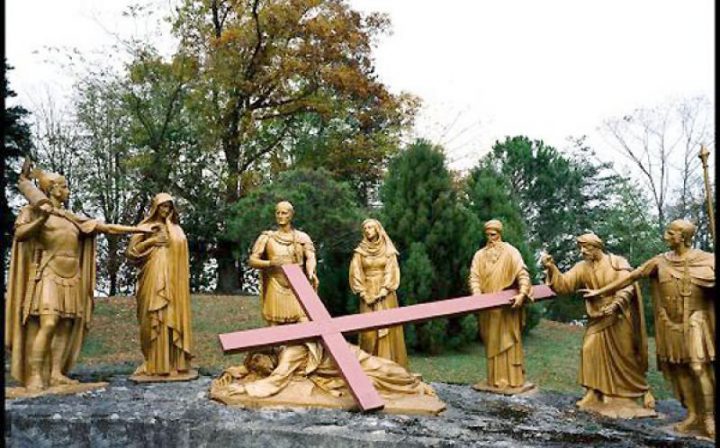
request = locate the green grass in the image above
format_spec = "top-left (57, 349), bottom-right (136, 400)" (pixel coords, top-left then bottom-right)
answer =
top-left (74, 295), bottom-right (670, 399)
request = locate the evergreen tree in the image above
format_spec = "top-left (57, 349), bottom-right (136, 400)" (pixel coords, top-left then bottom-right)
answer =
top-left (2, 60), bottom-right (33, 282)
top-left (380, 140), bottom-right (479, 353)
top-left (464, 161), bottom-right (543, 334)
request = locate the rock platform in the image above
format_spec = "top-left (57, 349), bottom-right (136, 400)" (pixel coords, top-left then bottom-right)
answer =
top-left (5, 371), bottom-right (714, 447)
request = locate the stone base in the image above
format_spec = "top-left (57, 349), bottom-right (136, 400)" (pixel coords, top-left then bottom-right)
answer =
top-left (6, 377), bottom-right (716, 447)
top-left (129, 369), bottom-right (199, 383)
top-left (210, 376), bottom-right (446, 416)
top-left (472, 381), bottom-right (537, 396)
top-left (579, 399), bottom-right (658, 419)
top-left (5, 381), bottom-right (108, 399)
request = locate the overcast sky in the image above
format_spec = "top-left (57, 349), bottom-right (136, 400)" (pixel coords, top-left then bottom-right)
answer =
top-left (5, 0), bottom-right (715, 170)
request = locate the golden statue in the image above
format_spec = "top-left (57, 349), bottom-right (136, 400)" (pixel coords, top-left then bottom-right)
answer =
top-left (469, 219), bottom-right (535, 394)
top-left (5, 162), bottom-right (148, 395)
top-left (542, 233), bottom-right (655, 418)
top-left (125, 193), bottom-right (196, 382)
top-left (583, 220), bottom-right (715, 439)
top-left (212, 204), bottom-right (444, 414)
top-left (349, 219), bottom-right (408, 368)
top-left (248, 201), bottom-right (318, 325)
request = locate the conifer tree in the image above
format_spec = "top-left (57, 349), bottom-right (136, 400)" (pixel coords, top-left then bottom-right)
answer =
top-left (380, 140), bottom-right (479, 353)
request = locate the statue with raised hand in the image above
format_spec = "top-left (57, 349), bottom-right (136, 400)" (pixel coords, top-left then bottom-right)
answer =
top-left (542, 233), bottom-right (655, 418)
top-left (582, 220), bottom-right (715, 439)
top-left (5, 160), bottom-right (149, 393)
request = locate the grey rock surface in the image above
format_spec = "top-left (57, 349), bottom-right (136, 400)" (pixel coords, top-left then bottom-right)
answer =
top-left (5, 373), bottom-right (713, 448)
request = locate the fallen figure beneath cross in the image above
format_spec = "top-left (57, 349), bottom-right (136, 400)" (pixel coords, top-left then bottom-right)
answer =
top-left (210, 340), bottom-right (444, 415)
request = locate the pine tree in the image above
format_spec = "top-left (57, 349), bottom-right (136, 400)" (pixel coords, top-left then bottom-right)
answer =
top-left (380, 140), bottom-right (479, 353)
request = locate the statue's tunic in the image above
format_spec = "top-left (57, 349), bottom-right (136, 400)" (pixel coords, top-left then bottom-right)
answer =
top-left (349, 248), bottom-right (407, 368)
top-left (5, 206), bottom-right (97, 384)
top-left (251, 230), bottom-right (315, 324)
top-left (546, 253), bottom-right (650, 398)
top-left (469, 242), bottom-right (531, 388)
top-left (638, 250), bottom-right (715, 368)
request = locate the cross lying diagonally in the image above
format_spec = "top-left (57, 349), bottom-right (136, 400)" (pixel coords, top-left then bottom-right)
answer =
top-left (218, 264), bottom-right (555, 412)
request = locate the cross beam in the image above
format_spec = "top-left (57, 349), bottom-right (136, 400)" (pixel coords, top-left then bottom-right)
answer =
top-left (219, 264), bottom-right (555, 412)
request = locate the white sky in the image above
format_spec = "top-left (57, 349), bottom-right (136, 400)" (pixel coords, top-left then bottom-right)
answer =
top-left (5, 0), bottom-right (715, 170)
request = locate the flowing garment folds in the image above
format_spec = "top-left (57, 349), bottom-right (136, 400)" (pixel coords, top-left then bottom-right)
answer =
top-left (233, 342), bottom-right (432, 399)
top-left (638, 250), bottom-right (715, 403)
top-left (126, 194), bottom-right (192, 375)
top-left (5, 205), bottom-right (97, 384)
top-left (546, 253), bottom-right (650, 398)
top-left (469, 242), bottom-right (531, 388)
top-left (349, 225), bottom-right (408, 368)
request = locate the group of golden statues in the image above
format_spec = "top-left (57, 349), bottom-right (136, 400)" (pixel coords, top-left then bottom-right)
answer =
top-left (4, 162), bottom-right (716, 439)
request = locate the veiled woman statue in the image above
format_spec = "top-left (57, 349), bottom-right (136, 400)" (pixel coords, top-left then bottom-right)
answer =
top-left (349, 219), bottom-right (408, 368)
top-left (126, 193), bottom-right (196, 381)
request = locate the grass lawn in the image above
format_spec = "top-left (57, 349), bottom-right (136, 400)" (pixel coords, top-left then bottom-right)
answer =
top-left (78, 295), bottom-right (671, 399)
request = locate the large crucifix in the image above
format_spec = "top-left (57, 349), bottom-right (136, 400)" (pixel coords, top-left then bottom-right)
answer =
top-left (219, 264), bottom-right (555, 412)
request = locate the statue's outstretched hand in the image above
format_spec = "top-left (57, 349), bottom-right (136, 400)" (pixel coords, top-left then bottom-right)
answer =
top-left (579, 288), bottom-right (600, 299)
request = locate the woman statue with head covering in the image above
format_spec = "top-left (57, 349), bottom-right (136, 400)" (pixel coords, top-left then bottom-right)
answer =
top-left (349, 219), bottom-right (408, 368)
top-left (126, 193), bottom-right (195, 381)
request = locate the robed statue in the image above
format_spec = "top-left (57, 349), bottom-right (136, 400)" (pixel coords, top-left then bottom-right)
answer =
top-left (543, 233), bottom-right (655, 418)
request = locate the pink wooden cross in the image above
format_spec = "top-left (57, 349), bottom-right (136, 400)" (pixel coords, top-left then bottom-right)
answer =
top-left (219, 264), bottom-right (555, 412)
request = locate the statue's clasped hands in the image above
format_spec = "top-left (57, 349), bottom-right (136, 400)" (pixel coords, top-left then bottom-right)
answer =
top-left (362, 287), bottom-right (389, 305)
top-left (146, 225), bottom-right (169, 247)
top-left (600, 301), bottom-right (620, 316)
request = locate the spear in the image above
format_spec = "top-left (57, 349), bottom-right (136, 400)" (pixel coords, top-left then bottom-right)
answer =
top-left (698, 145), bottom-right (715, 245)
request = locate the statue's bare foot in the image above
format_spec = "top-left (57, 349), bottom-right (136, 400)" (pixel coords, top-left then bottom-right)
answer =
top-left (703, 414), bottom-right (715, 438)
top-left (50, 373), bottom-right (79, 386)
top-left (674, 413), bottom-right (699, 433)
top-left (25, 375), bottom-right (45, 393)
top-left (576, 390), bottom-right (597, 408)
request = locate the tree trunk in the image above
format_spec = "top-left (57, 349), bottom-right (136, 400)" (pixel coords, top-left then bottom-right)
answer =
top-left (216, 244), bottom-right (240, 293)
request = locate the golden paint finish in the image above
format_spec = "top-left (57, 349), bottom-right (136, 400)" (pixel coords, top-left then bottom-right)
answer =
top-left (248, 201), bottom-right (318, 324)
top-left (126, 193), bottom-right (195, 382)
top-left (469, 219), bottom-right (534, 394)
top-left (5, 162), bottom-right (148, 393)
top-left (583, 220), bottom-right (715, 439)
top-left (543, 234), bottom-right (656, 419)
top-left (349, 219), bottom-right (408, 368)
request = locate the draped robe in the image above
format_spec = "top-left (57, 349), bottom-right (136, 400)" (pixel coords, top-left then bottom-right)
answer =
top-left (126, 199), bottom-right (192, 375)
top-left (469, 242), bottom-right (531, 389)
top-left (546, 253), bottom-right (650, 398)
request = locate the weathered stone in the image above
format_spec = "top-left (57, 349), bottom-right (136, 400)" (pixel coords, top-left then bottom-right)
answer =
top-left (4, 374), bottom-right (714, 448)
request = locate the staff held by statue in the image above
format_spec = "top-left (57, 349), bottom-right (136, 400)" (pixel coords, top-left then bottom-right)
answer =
top-left (698, 145), bottom-right (715, 245)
